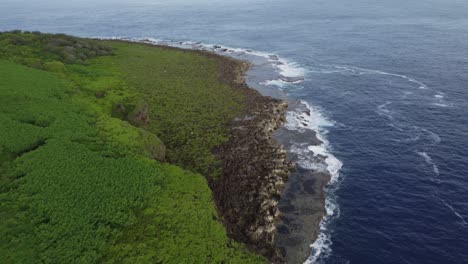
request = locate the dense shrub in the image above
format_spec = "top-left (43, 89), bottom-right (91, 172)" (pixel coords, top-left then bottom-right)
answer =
top-left (43, 61), bottom-right (65, 72)
top-left (0, 32), bottom-right (265, 263)
top-left (0, 30), bottom-right (113, 65)
top-left (108, 41), bottom-right (245, 177)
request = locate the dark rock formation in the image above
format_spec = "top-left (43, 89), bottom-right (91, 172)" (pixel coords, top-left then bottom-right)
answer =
top-left (211, 57), bottom-right (294, 263)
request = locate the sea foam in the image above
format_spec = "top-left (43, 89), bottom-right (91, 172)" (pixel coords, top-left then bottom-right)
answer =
top-left (331, 65), bottom-right (428, 89)
top-left (417, 151), bottom-right (440, 176)
top-left (284, 100), bottom-right (343, 264)
top-left (432, 92), bottom-right (452, 107)
top-left (435, 195), bottom-right (467, 225)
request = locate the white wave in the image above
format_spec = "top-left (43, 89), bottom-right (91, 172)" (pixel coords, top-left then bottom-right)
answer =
top-left (433, 103), bottom-right (450, 107)
top-left (282, 100), bottom-right (342, 264)
top-left (305, 180), bottom-right (341, 264)
top-left (314, 64), bottom-right (428, 89)
top-left (290, 143), bottom-right (327, 172)
top-left (285, 101), bottom-right (335, 131)
top-left (305, 227), bottom-right (332, 264)
top-left (435, 195), bottom-right (467, 225)
top-left (283, 100), bottom-right (341, 172)
top-left (276, 59), bottom-right (306, 78)
top-left (261, 79), bottom-right (288, 88)
top-left (421, 128), bottom-right (441, 145)
top-left (325, 194), bottom-right (341, 219)
top-left (417, 151), bottom-right (440, 176)
top-left (376, 101), bottom-right (395, 120)
top-left (389, 123), bottom-right (405, 132)
top-left (392, 125), bottom-right (441, 145)
top-left (433, 92), bottom-right (452, 107)
top-left (308, 145), bottom-right (342, 182)
top-left (332, 65), bottom-right (428, 89)
top-left (261, 79), bottom-right (303, 88)
top-left (284, 101), bottom-right (342, 183)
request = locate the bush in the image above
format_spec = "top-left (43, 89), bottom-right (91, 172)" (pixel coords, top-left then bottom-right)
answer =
top-left (0, 31), bottom-right (115, 66)
top-left (43, 61), bottom-right (65, 72)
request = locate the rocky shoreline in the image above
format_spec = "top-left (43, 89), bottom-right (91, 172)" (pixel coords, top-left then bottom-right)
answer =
top-left (210, 56), bottom-right (295, 263)
top-left (211, 57), bottom-right (331, 264)
top-left (112, 39), bottom-right (309, 263)
top-left (158, 45), bottom-right (313, 263)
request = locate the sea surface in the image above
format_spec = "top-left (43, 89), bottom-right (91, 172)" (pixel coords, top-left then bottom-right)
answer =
top-left (2, 0), bottom-right (468, 263)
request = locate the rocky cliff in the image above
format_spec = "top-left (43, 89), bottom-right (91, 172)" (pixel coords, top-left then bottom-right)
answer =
top-left (211, 57), bottom-right (294, 263)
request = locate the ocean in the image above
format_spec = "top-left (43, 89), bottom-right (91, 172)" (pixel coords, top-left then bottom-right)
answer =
top-left (2, 0), bottom-right (468, 263)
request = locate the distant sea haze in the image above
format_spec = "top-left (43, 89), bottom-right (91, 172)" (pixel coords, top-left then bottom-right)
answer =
top-left (2, 0), bottom-right (468, 263)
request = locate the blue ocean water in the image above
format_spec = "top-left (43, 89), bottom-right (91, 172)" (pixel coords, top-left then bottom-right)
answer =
top-left (2, 0), bottom-right (468, 263)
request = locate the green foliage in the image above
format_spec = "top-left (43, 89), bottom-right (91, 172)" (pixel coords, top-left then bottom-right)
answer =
top-left (43, 61), bottom-right (65, 72)
top-left (104, 165), bottom-right (265, 264)
top-left (96, 117), bottom-right (166, 161)
top-left (0, 30), bottom-right (113, 66)
top-left (106, 41), bottom-right (245, 177)
top-left (0, 32), bottom-right (265, 264)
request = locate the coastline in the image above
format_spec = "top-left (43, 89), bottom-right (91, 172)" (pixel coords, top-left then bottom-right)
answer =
top-left (109, 38), bottom-right (330, 263)
top-left (207, 52), bottom-right (333, 264)
top-left (210, 55), bottom-right (293, 263)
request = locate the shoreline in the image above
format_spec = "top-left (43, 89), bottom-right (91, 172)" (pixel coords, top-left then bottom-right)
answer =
top-left (198, 46), bottom-right (332, 264)
top-left (275, 99), bottom-right (341, 264)
top-left (109, 38), bottom-right (329, 263)
top-left (220, 63), bottom-right (334, 263)
top-left (210, 55), bottom-right (293, 263)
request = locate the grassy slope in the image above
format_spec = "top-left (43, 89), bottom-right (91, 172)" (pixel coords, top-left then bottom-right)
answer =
top-left (106, 41), bottom-right (246, 177)
top-left (0, 32), bottom-right (265, 263)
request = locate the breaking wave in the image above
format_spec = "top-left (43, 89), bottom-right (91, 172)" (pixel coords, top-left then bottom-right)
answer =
top-left (283, 100), bottom-right (343, 263)
top-left (417, 151), bottom-right (440, 176)
top-left (314, 64), bottom-right (428, 89)
top-left (433, 92), bottom-right (452, 107)
top-left (435, 195), bottom-right (468, 225)
top-left (285, 101), bottom-right (342, 184)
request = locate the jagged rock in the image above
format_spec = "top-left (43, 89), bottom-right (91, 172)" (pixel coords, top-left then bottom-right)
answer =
top-left (212, 65), bottom-right (292, 263)
top-left (127, 101), bottom-right (151, 127)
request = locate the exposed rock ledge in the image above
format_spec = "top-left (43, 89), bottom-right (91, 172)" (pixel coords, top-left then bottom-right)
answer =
top-left (210, 56), bottom-right (295, 263)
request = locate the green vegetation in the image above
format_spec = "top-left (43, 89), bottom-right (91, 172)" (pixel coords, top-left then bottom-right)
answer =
top-left (104, 41), bottom-right (246, 177)
top-left (0, 31), bottom-right (265, 263)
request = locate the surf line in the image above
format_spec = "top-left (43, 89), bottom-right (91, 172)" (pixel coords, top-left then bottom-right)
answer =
top-left (435, 194), bottom-right (468, 225)
top-left (416, 151), bottom-right (440, 176)
top-left (313, 64), bottom-right (429, 89)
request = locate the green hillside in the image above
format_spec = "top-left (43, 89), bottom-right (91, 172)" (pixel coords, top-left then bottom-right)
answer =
top-left (0, 31), bottom-right (265, 264)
